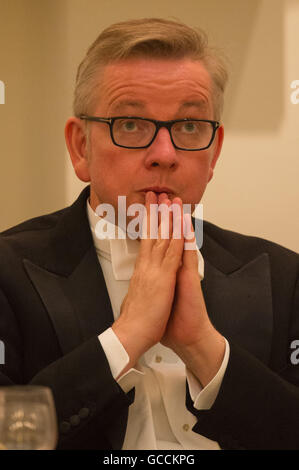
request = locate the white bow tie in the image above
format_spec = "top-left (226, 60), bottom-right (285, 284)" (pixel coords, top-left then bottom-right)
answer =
top-left (100, 237), bottom-right (140, 281)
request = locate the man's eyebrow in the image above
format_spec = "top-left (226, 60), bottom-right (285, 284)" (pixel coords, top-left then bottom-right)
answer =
top-left (111, 100), bottom-right (209, 114)
top-left (178, 101), bottom-right (208, 111)
top-left (112, 101), bottom-right (146, 112)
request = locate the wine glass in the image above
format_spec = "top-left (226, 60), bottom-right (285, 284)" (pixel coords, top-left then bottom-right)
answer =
top-left (0, 385), bottom-right (58, 450)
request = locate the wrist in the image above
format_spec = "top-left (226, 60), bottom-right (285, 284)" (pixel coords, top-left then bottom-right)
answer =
top-left (175, 329), bottom-right (226, 388)
top-left (112, 318), bottom-right (153, 368)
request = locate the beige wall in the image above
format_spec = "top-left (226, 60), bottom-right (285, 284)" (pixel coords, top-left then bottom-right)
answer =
top-left (0, 0), bottom-right (68, 227)
top-left (1, 0), bottom-right (298, 252)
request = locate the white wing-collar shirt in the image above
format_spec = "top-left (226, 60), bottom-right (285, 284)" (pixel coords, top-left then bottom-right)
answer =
top-left (87, 200), bottom-right (229, 450)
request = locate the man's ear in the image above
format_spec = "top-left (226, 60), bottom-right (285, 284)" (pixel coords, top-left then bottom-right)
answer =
top-left (208, 125), bottom-right (224, 183)
top-left (65, 117), bottom-right (91, 182)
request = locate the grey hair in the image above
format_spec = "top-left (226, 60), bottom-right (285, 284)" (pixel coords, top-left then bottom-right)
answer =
top-left (73, 17), bottom-right (229, 120)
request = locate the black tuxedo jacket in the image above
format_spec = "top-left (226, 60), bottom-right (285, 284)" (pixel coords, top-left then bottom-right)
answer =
top-left (0, 186), bottom-right (298, 449)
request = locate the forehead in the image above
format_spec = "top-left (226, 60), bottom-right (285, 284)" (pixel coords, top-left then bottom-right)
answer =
top-left (94, 58), bottom-right (213, 116)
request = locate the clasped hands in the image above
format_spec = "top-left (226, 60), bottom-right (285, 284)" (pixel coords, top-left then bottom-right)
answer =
top-left (112, 191), bottom-right (225, 387)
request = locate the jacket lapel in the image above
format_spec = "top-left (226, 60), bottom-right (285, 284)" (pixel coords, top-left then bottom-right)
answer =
top-left (23, 186), bottom-right (122, 449)
top-left (23, 245), bottom-right (114, 356)
top-left (23, 186), bottom-right (115, 355)
top-left (201, 228), bottom-right (273, 365)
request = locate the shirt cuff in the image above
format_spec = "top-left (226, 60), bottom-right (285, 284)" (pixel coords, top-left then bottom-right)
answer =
top-left (98, 327), bottom-right (144, 393)
top-left (186, 338), bottom-right (230, 410)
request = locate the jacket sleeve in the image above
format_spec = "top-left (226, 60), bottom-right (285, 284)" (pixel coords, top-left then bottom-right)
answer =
top-left (0, 288), bottom-right (134, 450)
top-left (186, 278), bottom-right (299, 450)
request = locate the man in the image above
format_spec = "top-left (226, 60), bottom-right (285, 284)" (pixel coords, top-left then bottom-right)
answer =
top-left (0, 18), bottom-right (298, 450)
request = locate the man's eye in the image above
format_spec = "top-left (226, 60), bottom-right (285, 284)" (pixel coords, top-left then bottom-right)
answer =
top-left (122, 120), bottom-right (138, 131)
top-left (182, 122), bottom-right (197, 133)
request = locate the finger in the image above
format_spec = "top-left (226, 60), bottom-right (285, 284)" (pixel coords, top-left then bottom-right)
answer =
top-left (157, 192), bottom-right (168, 231)
top-left (139, 191), bottom-right (158, 257)
top-left (182, 212), bottom-right (199, 270)
top-left (159, 200), bottom-right (172, 240)
top-left (162, 197), bottom-right (184, 270)
top-left (151, 197), bottom-right (172, 263)
top-left (153, 192), bottom-right (172, 241)
top-left (158, 192), bottom-right (168, 205)
top-left (171, 197), bottom-right (184, 241)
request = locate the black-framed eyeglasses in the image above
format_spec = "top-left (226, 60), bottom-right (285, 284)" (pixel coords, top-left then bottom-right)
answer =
top-left (79, 115), bottom-right (220, 151)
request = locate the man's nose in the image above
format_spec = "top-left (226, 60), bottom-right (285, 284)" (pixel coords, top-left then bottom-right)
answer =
top-left (144, 127), bottom-right (179, 169)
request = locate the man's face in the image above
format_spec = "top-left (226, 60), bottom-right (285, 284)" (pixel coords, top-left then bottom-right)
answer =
top-left (81, 58), bottom-right (223, 214)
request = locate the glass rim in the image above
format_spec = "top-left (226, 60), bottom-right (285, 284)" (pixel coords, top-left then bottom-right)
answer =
top-left (79, 114), bottom-right (220, 151)
top-left (0, 385), bottom-right (53, 395)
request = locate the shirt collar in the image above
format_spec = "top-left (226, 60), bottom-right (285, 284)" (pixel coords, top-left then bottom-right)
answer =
top-left (87, 199), bottom-right (204, 281)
